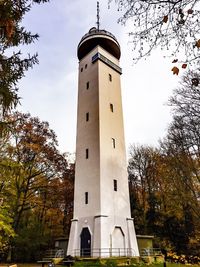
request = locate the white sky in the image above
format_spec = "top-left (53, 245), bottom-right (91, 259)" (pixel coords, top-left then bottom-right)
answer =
top-left (18, 0), bottom-right (179, 154)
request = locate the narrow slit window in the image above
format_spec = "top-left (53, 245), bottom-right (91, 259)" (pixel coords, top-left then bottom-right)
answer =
top-left (112, 138), bottom-right (116, 149)
top-left (85, 192), bottom-right (88, 204)
top-left (109, 73), bottom-right (112, 81)
top-left (86, 148), bottom-right (89, 159)
top-left (86, 82), bottom-right (89, 89)
top-left (110, 103), bottom-right (114, 112)
top-left (81, 67), bottom-right (83, 72)
top-left (86, 112), bottom-right (89, 121)
top-left (85, 64), bottom-right (87, 69)
top-left (114, 180), bottom-right (117, 191)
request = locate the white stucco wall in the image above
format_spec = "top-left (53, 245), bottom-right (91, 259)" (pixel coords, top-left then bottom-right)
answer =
top-left (67, 44), bottom-right (139, 257)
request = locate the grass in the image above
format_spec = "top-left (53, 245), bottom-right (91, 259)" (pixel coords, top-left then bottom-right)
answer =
top-left (0, 262), bottom-right (199, 267)
top-left (0, 264), bottom-right (41, 267)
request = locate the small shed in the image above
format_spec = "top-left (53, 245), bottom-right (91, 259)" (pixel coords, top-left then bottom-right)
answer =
top-left (54, 238), bottom-right (68, 255)
top-left (136, 235), bottom-right (154, 255)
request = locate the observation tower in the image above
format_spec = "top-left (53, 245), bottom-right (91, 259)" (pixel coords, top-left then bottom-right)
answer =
top-left (67, 9), bottom-right (139, 257)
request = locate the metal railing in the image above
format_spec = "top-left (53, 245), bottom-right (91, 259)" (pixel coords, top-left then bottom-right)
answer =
top-left (140, 248), bottom-right (162, 257)
top-left (79, 29), bottom-right (119, 46)
top-left (43, 249), bottom-right (64, 260)
top-left (74, 248), bottom-right (137, 258)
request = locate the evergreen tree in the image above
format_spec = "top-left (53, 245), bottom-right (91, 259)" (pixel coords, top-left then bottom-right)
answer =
top-left (0, 0), bottom-right (49, 115)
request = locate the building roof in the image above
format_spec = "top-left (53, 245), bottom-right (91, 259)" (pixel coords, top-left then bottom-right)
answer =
top-left (136, 235), bottom-right (154, 239)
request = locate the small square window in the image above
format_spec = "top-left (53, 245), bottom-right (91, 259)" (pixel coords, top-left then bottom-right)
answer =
top-left (86, 112), bottom-right (89, 121)
top-left (86, 148), bottom-right (89, 159)
top-left (109, 74), bottom-right (112, 81)
top-left (81, 67), bottom-right (83, 72)
top-left (110, 103), bottom-right (114, 112)
top-left (114, 180), bottom-right (117, 191)
top-left (86, 82), bottom-right (89, 89)
top-left (85, 192), bottom-right (88, 204)
top-left (112, 138), bottom-right (116, 149)
top-left (85, 64), bottom-right (87, 69)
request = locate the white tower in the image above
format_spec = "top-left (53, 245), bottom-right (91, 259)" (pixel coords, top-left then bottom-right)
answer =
top-left (67, 25), bottom-right (139, 257)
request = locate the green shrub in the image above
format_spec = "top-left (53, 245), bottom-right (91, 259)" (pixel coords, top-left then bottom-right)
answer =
top-left (105, 259), bottom-right (117, 267)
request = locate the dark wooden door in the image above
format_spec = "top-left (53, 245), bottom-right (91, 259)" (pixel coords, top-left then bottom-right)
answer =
top-left (80, 227), bottom-right (91, 257)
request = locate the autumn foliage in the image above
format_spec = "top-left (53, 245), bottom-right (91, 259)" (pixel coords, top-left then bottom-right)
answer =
top-left (0, 112), bottom-right (74, 261)
top-left (110, 0), bottom-right (200, 71)
top-left (128, 70), bottom-right (200, 256)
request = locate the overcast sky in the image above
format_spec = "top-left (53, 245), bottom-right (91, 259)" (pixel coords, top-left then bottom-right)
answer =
top-left (18, 0), bottom-right (178, 155)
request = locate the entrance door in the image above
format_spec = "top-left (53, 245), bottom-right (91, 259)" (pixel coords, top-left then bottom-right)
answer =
top-left (80, 227), bottom-right (91, 257)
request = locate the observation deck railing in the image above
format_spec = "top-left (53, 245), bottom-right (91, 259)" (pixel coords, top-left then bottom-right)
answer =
top-left (79, 29), bottom-right (119, 46)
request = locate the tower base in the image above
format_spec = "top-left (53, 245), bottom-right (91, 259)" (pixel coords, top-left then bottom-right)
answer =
top-left (67, 216), bottom-right (139, 257)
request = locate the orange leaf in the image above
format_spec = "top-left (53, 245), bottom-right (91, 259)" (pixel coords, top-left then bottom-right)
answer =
top-left (196, 39), bottom-right (200, 48)
top-left (5, 19), bottom-right (14, 38)
top-left (163, 15), bottom-right (168, 23)
top-left (172, 59), bottom-right (178, 63)
top-left (182, 64), bottom-right (187, 69)
top-left (171, 66), bottom-right (179, 75)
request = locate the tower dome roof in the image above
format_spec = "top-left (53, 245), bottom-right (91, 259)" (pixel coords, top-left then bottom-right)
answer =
top-left (77, 27), bottom-right (121, 60)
